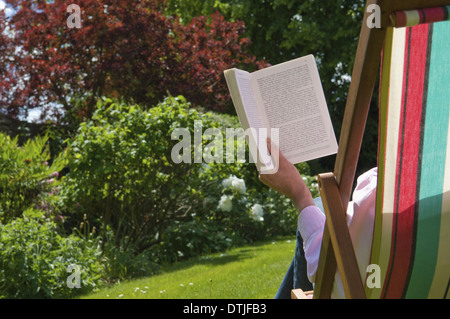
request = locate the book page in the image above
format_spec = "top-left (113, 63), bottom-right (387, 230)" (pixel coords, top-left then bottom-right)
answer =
top-left (234, 70), bottom-right (265, 131)
top-left (231, 69), bottom-right (274, 171)
top-left (250, 55), bottom-right (338, 164)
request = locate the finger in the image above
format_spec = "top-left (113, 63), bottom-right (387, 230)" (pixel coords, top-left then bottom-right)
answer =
top-left (266, 137), bottom-right (282, 161)
top-left (267, 137), bottom-right (280, 156)
top-left (266, 137), bottom-right (272, 154)
top-left (260, 138), bottom-right (280, 175)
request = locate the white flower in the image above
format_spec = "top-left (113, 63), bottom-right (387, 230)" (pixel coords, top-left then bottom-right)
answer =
top-left (222, 177), bottom-right (233, 188)
top-left (222, 175), bottom-right (246, 194)
top-left (217, 195), bottom-right (233, 212)
top-left (250, 204), bottom-right (264, 222)
top-left (231, 178), bottom-right (246, 194)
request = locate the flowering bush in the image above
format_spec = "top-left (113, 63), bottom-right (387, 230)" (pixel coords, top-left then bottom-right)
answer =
top-left (250, 204), bottom-right (264, 222)
top-left (202, 163), bottom-right (319, 244)
top-left (221, 175), bottom-right (247, 194)
top-left (218, 194), bottom-right (233, 212)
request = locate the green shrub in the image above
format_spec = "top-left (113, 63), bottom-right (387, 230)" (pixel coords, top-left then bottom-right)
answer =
top-left (0, 133), bottom-right (65, 223)
top-left (0, 209), bottom-right (104, 299)
top-left (148, 220), bottom-right (234, 264)
top-left (60, 96), bottom-right (217, 256)
top-left (58, 96), bottom-right (319, 271)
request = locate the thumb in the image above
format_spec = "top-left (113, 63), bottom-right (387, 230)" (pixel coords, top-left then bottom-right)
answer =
top-left (266, 137), bottom-right (281, 157)
top-left (266, 137), bottom-right (282, 170)
top-left (267, 137), bottom-right (280, 154)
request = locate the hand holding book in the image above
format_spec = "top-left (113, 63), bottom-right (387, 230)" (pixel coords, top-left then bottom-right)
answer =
top-left (258, 138), bottom-right (315, 213)
top-left (224, 55), bottom-right (338, 173)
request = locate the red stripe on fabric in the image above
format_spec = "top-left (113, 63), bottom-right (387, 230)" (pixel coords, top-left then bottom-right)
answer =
top-left (381, 27), bottom-right (410, 298)
top-left (419, 10), bottom-right (425, 25)
top-left (381, 27), bottom-right (409, 298)
top-left (382, 24), bottom-right (430, 299)
top-left (396, 11), bottom-right (408, 28)
top-left (423, 7), bottom-right (445, 24)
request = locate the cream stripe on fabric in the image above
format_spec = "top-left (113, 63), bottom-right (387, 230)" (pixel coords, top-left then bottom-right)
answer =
top-left (370, 26), bottom-right (406, 299)
top-left (365, 24), bottom-right (392, 297)
top-left (404, 10), bottom-right (421, 27)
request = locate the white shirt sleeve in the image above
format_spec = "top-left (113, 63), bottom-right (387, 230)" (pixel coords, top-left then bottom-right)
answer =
top-left (297, 205), bottom-right (326, 282)
top-left (297, 167), bottom-right (378, 292)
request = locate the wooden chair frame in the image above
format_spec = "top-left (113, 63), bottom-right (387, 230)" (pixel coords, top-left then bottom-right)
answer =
top-left (295, 0), bottom-right (450, 299)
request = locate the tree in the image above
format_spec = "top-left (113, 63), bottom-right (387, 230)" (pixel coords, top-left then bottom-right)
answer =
top-left (166, 0), bottom-right (378, 175)
top-left (0, 7), bottom-right (15, 116)
top-left (169, 12), bottom-right (267, 113)
top-left (0, 0), bottom-right (265, 123)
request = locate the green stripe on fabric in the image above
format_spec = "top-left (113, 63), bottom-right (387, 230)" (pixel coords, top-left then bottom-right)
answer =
top-left (366, 26), bottom-right (397, 299)
top-left (406, 21), bottom-right (450, 298)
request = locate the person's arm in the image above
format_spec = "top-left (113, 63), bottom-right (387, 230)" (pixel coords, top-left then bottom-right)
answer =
top-left (259, 138), bottom-right (325, 283)
top-left (258, 138), bottom-right (315, 213)
top-left (259, 139), bottom-right (378, 290)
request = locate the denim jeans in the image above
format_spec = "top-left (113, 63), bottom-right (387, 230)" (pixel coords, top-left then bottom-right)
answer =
top-left (274, 229), bottom-right (313, 299)
top-left (274, 197), bottom-right (323, 299)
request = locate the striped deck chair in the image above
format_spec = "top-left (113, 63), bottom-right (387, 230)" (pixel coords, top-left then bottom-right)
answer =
top-left (370, 5), bottom-right (450, 299)
top-left (292, 0), bottom-right (450, 299)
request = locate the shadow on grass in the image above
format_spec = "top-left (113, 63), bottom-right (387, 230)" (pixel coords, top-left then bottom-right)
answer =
top-left (153, 237), bottom-right (292, 276)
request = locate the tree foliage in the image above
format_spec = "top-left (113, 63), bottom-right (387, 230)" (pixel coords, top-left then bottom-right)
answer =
top-left (0, 0), bottom-right (265, 122)
top-left (167, 0), bottom-right (378, 174)
top-left (167, 0), bottom-right (365, 99)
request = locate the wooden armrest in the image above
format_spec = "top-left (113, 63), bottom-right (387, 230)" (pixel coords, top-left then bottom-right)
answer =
top-left (291, 289), bottom-right (314, 299)
top-left (314, 173), bottom-right (366, 299)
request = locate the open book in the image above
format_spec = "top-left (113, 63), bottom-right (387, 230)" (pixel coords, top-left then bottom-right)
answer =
top-left (224, 55), bottom-right (338, 173)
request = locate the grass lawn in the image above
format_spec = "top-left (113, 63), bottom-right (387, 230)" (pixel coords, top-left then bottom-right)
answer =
top-left (80, 236), bottom-right (296, 299)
